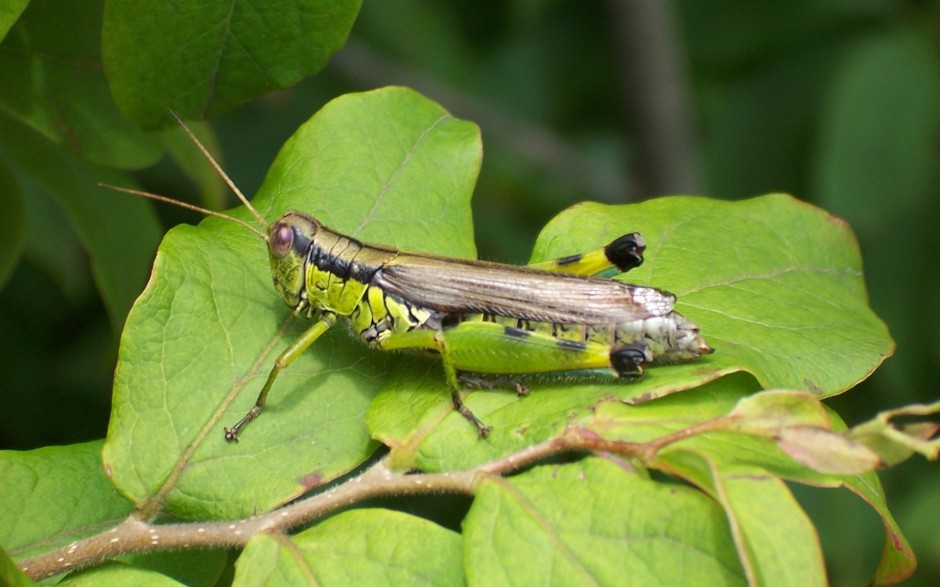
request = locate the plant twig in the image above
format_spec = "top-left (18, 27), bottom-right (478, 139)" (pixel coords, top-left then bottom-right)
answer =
top-left (19, 425), bottom-right (708, 580)
top-left (606, 0), bottom-right (702, 195)
top-left (330, 40), bottom-right (632, 202)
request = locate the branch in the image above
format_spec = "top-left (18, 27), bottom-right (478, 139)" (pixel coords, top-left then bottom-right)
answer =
top-left (329, 40), bottom-right (633, 202)
top-left (30, 389), bottom-right (934, 580)
top-left (20, 426), bottom-right (698, 580)
top-left (606, 0), bottom-right (702, 195)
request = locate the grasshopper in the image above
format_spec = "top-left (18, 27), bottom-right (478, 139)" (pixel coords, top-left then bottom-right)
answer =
top-left (106, 115), bottom-right (713, 441)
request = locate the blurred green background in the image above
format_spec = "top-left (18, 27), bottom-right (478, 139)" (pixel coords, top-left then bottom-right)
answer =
top-left (1, 1), bottom-right (937, 585)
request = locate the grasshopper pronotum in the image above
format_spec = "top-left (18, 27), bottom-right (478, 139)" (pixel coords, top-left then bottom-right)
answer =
top-left (105, 114), bottom-right (712, 441)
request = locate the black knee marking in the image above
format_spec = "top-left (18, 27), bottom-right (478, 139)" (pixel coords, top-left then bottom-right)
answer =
top-left (610, 343), bottom-right (651, 377)
top-left (605, 232), bottom-right (646, 273)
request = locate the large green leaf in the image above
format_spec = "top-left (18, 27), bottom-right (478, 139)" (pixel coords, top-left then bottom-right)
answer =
top-left (0, 0), bottom-right (162, 169)
top-left (534, 195), bottom-right (892, 394)
top-left (66, 563), bottom-right (187, 586)
top-left (234, 509), bottom-right (462, 585)
top-left (368, 194), bottom-right (892, 469)
top-left (101, 87), bottom-right (481, 520)
top-left (0, 161), bottom-right (25, 290)
top-left (464, 458), bottom-right (744, 585)
top-left (0, 111), bottom-right (163, 329)
top-left (0, 441), bottom-right (134, 562)
top-left (102, 0), bottom-right (362, 128)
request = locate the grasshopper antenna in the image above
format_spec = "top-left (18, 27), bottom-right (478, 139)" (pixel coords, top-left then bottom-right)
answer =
top-left (100, 111), bottom-right (270, 241)
top-left (99, 183), bottom-right (268, 241)
top-left (168, 111), bottom-right (268, 230)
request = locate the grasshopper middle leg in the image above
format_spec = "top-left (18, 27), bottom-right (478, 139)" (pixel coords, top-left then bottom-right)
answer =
top-left (378, 320), bottom-right (651, 436)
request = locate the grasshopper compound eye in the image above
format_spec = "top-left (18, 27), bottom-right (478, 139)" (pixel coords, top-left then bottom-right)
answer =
top-left (270, 223), bottom-right (294, 258)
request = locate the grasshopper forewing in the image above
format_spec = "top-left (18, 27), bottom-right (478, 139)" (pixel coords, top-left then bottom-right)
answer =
top-left (104, 114), bottom-right (713, 441)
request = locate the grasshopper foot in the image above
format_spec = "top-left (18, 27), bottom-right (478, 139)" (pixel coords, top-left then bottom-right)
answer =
top-left (224, 406), bottom-right (263, 443)
top-left (450, 388), bottom-right (491, 438)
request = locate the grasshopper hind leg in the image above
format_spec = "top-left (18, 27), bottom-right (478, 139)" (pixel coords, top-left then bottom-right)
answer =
top-left (528, 232), bottom-right (645, 277)
top-left (376, 321), bottom-right (654, 438)
top-left (457, 341), bottom-right (651, 391)
top-left (457, 372), bottom-right (530, 395)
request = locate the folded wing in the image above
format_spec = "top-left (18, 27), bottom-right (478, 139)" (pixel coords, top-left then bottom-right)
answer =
top-left (372, 253), bottom-right (675, 324)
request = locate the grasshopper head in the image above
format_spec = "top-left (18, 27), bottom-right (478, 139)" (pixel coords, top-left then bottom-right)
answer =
top-left (268, 211), bottom-right (321, 310)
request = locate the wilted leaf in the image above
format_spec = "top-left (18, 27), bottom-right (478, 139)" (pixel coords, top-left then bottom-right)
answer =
top-left (850, 400), bottom-right (940, 465)
top-left (777, 427), bottom-right (882, 475)
top-left (727, 390), bottom-right (831, 430)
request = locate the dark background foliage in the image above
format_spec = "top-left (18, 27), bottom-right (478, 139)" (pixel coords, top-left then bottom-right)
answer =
top-left (1, 1), bottom-right (937, 585)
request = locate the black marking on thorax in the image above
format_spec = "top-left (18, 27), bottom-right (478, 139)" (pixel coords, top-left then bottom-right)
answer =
top-left (308, 239), bottom-right (380, 283)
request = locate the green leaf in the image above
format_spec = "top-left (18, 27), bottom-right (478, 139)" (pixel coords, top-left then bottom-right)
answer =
top-left (102, 0), bottom-right (363, 129)
top-left (0, 544), bottom-right (32, 587)
top-left (463, 458), bottom-right (744, 585)
top-left (234, 509), bottom-right (462, 585)
top-left (533, 194), bottom-right (892, 395)
top-left (122, 550), bottom-right (229, 587)
top-left (658, 451), bottom-right (826, 585)
top-left (0, 111), bottom-right (163, 329)
top-left (0, 0), bottom-right (162, 169)
top-left (66, 562), bottom-right (187, 586)
top-left (570, 377), bottom-right (914, 584)
top-left (0, 160), bottom-right (25, 290)
top-left (370, 194), bottom-right (891, 469)
top-left (814, 28), bottom-right (940, 234)
top-left (838, 475), bottom-right (916, 586)
top-left (0, 0), bottom-right (28, 41)
top-left (0, 441), bottom-right (134, 563)
top-left (102, 87), bottom-right (482, 520)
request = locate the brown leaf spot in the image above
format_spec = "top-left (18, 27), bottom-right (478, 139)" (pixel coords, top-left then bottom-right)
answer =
top-left (297, 471), bottom-right (324, 490)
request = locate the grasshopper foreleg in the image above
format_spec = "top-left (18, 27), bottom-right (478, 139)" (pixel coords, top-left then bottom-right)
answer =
top-left (225, 312), bottom-right (337, 442)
